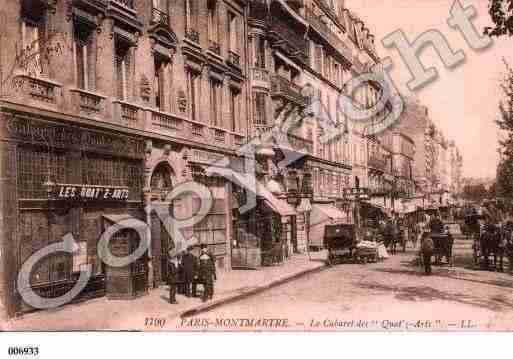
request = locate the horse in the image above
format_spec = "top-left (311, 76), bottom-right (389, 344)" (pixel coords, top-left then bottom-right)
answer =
top-left (479, 225), bottom-right (504, 271)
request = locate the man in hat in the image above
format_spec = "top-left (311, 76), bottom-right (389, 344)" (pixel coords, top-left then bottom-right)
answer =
top-left (168, 253), bottom-right (180, 304)
top-left (181, 246), bottom-right (197, 297)
top-left (420, 231), bottom-right (434, 275)
top-left (198, 244), bottom-right (216, 302)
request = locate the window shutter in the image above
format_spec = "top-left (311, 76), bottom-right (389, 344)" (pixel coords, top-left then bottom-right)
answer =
top-left (314, 45), bottom-right (322, 73)
top-left (87, 36), bottom-right (96, 90)
top-left (115, 54), bottom-right (123, 99)
top-left (191, 0), bottom-right (199, 29)
top-left (76, 42), bottom-right (85, 89)
top-left (124, 49), bottom-right (132, 99)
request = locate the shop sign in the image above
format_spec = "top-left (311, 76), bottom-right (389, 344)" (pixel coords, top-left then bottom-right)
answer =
top-left (4, 116), bottom-right (145, 158)
top-left (56, 184), bottom-right (130, 201)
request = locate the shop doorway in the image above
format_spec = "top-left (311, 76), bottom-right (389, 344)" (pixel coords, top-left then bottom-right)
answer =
top-left (104, 226), bottom-right (148, 299)
top-left (149, 162), bottom-right (174, 286)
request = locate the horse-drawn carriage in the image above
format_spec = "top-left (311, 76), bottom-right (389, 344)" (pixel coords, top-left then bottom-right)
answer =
top-left (324, 223), bottom-right (356, 265)
top-left (430, 233), bottom-right (454, 266)
top-left (324, 223), bottom-right (379, 265)
top-left (473, 224), bottom-right (506, 271)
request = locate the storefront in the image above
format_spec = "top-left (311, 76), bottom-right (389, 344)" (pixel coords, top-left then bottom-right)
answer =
top-left (231, 180), bottom-right (297, 268)
top-left (308, 203), bottom-right (347, 250)
top-left (1, 113), bottom-right (146, 314)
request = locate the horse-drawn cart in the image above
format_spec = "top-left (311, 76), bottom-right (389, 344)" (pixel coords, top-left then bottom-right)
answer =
top-left (430, 233), bottom-right (454, 266)
top-left (324, 223), bottom-right (357, 265)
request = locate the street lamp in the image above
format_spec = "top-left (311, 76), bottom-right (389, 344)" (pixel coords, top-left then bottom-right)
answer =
top-left (43, 178), bottom-right (56, 199)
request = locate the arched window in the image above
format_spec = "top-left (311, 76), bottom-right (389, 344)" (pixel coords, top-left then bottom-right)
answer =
top-left (150, 162), bottom-right (173, 191)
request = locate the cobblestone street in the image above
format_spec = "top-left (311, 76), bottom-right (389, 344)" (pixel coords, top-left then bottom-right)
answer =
top-left (5, 233), bottom-right (513, 331)
top-left (181, 236), bottom-right (513, 331)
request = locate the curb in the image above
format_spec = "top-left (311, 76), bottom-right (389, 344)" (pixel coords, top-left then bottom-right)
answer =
top-left (179, 263), bottom-right (329, 318)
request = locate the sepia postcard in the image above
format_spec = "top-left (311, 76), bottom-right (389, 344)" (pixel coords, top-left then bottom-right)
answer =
top-left (2, 0), bottom-right (513, 343)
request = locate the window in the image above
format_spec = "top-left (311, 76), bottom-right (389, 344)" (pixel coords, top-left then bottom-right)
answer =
top-left (253, 92), bottom-right (267, 126)
top-left (333, 63), bottom-right (339, 86)
top-left (324, 55), bottom-right (330, 79)
top-left (230, 88), bottom-right (240, 132)
top-left (209, 78), bottom-right (222, 127)
top-left (74, 23), bottom-right (95, 90)
top-left (187, 70), bottom-right (200, 122)
top-left (185, 0), bottom-right (198, 35)
top-left (207, 0), bottom-right (219, 44)
top-left (114, 39), bottom-right (132, 100)
top-left (152, 0), bottom-right (169, 23)
top-left (17, 146), bottom-right (66, 199)
top-left (154, 57), bottom-right (166, 109)
top-left (228, 11), bottom-right (238, 54)
top-left (314, 45), bottom-right (323, 73)
top-left (21, 18), bottom-right (47, 77)
top-left (255, 36), bottom-right (266, 68)
top-left (353, 24), bottom-right (361, 48)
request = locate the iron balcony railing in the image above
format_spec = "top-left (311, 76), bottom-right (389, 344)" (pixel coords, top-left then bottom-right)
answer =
top-left (228, 50), bottom-right (240, 67)
top-left (112, 0), bottom-right (134, 9)
top-left (268, 16), bottom-right (308, 62)
top-left (151, 8), bottom-right (169, 26)
top-left (185, 28), bottom-right (200, 43)
top-left (270, 75), bottom-right (307, 106)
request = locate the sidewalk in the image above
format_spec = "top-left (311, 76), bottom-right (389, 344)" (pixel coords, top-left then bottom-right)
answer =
top-left (3, 251), bottom-right (327, 331)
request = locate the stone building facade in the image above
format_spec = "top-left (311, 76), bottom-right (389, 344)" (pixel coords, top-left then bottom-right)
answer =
top-left (0, 0), bottom-right (249, 318)
top-left (0, 0), bottom-right (400, 318)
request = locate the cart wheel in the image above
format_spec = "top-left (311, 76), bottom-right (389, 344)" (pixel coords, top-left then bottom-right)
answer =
top-left (362, 256), bottom-right (368, 264)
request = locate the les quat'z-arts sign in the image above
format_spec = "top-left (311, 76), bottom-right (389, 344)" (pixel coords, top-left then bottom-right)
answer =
top-left (56, 184), bottom-right (130, 201)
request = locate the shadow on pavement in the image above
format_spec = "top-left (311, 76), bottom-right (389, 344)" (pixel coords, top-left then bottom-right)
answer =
top-left (356, 282), bottom-right (513, 312)
top-left (375, 258), bottom-right (513, 290)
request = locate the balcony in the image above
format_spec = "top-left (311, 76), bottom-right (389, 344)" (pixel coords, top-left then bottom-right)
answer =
top-left (268, 17), bottom-right (308, 63)
top-left (368, 156), bottom-right (387, 172)
top-left (304, 8), bottom-right (352, 62)
top-left (305, 7), bottom-right (330, 38)
top-left (316, 0), bottom-right (336, 19)
top-left (249, 0), bottom-right (268, 21)
top-left (251, 67), bottom-right (270, 89)
top-left (151, 7), bottom-right (169, 26)
top-left (191, 123), bottom-right (205, 138)
top-left (227, 51), bottom-right (241, 68)
top-left (150, 109), bottom-right (183, 135)
top-left (185, 28), bottom-right (200, 44)
top-left (27, 77), bottom-right (58, 103)
top-left (233, 133), bottom-right (245, 147)
top-left (208, 40), bottom-right (221, 56)
top-left (270, 75), bottom-right (307, 107)
top-left (212, 128), bottom-right (227, 144)
top-left (112, 0), bottom-right (133, 9)
top-left (107, 0), bottom-right (141, 33)
top-left (70, 88), bottom-right (105, 115)
top-left (113, 100), bottom-right (143, 130)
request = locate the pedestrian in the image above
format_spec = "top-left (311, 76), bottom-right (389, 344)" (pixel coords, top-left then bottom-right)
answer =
top-left (420, 231), bottom-right (434, 275)
top-left (168, 255), bottom-right (179, 304)
top-left (181, 246), bottom-right (197, 297)
top-left (444, 225), bottom-right (453, 266)
top-left (198, 244), bottom-right (216, 302)
top-left (429, 212), bottom-right (443, 234)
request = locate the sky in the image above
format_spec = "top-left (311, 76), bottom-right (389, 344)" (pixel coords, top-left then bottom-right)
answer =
top-left (347, 0), bottom-right (512, 178)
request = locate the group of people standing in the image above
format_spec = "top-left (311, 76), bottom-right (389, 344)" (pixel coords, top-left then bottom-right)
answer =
top-left (167, 244), bottom-right (217, 304)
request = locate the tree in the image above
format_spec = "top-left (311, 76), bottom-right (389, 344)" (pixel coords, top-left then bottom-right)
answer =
top-left (461, 184), bottom-right (489, 203)
top-left (495, 60), bottom-right (513, 202)
top-left (485, 0), bottom-right (513, 37)
top-left (488, 181), bottom-right (497, 198)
